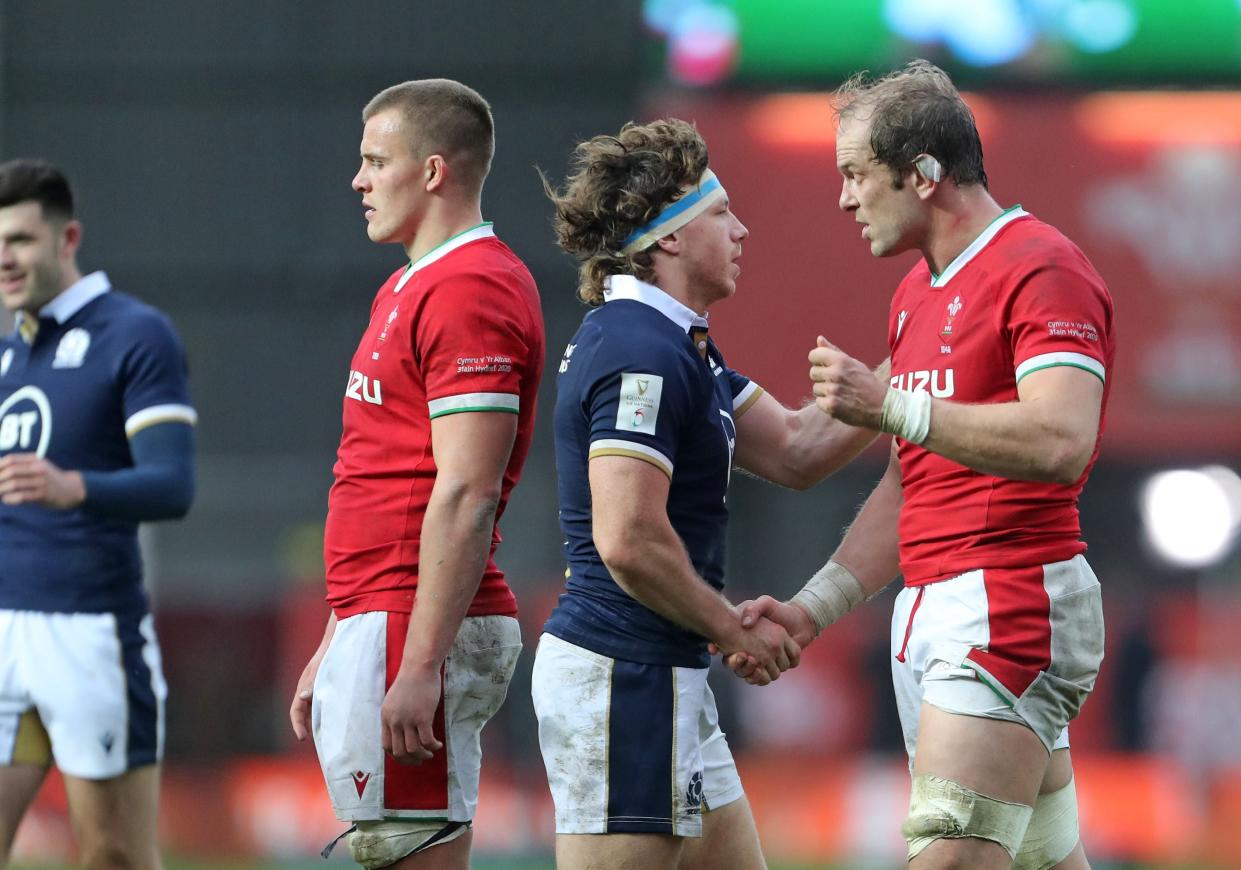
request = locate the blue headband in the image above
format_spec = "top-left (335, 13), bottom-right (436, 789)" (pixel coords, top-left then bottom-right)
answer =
top-left (620, 169), bottom-right (726, 256)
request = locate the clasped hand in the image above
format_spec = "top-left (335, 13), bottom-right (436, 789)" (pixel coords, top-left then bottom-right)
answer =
top-left (808, 336), bottom-right (887, 429)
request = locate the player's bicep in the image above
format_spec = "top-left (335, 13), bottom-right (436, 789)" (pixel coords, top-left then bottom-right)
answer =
top-left (429, 410), bottom-right (518, 491)
top-left (588, 454), bottom-right (673, 557)
top-left (733, 391), bottom-right (795, 474)
top-left (1015, 364), bottom-right (1103, 450)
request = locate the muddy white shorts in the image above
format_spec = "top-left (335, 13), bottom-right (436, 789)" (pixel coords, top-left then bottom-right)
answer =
top-left (531, 632), bottom-right (744, 837)
top-left (0, 609), bottom-right (166, 779)
top-left (892, 555), bottom-right (1105, 757)
top-left (312, 611), bottom-right (521, 822)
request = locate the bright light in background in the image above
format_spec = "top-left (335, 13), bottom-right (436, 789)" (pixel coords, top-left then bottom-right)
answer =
top-left (1142, 467), bottom-right (1241, 567)
top-left (1063, 0), bottom-right (1138, 52)
top-left (667, 4), bottom-right (739, 86)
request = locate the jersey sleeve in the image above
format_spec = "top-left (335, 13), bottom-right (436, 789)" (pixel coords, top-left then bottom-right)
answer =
top-left (416, 268), bottom-right (535, 418)
top-left (582, 333), bottom-right (700, 479)
top-left (714, 345), bottom-right (763, 419)
top-left (120, 311), bottom-right (197, 438)
top-left (1006, 256), bottom-right (1113, 386)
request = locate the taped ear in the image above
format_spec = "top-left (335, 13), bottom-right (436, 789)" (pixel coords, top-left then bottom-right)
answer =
top-left (914, 154), bottom-right (943, 182)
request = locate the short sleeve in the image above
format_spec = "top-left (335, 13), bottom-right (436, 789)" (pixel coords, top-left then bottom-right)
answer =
top-left (583, 334), bottom-right (700, 479)
top-left (715, 348), bottom-right (763, 418)
top-left (416, 269), bottom-right (534, 418)
top-left (120, 311), bottom-right (196, 437)
top-left (1007, 258), bottom-right (1113, 385)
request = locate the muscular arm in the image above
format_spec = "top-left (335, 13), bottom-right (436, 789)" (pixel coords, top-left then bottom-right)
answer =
top-left (590, 455), bottom-right (797, 678)
top-left (403, 410), bottom-right (517, 671)
top-left (811, 342), bottom-right (1103, 484)
top-left (733, 377), bottom-right (885, 491)
top-left (921, 367), bottom-right (1103, 484)
top-left (382, 410), bottom-right (516, 764)
top-left (829, 441), bottom-right (903, 598)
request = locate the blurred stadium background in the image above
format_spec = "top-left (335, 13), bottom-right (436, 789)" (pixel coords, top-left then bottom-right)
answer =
top-left (3, 0), bottom-right (1241, 867)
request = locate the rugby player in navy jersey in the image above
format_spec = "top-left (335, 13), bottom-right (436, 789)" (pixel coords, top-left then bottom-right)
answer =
top-left (0, 160), bottom-right (196, 869)
top-left (534, 119), bottom-right (887, 870)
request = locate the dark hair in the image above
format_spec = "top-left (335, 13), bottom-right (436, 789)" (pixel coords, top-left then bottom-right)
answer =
top-left (835, 59), bottom-right (987, 190)
top-left (364, 79), bottom-right (495, 195)
top-left (543, 118), bottom-right (709, 306)
top-left (0, 159), bottom-right (75, 220)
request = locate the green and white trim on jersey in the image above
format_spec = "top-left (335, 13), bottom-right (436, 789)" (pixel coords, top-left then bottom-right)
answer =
top-left (428, 392), bottom-right (520, 419)
top-left (393, 222), bottom-right (496, 294)
top-left (125, 404), bottom-right (199, 437)
top-left (930, 205), bottom-right (1028, 288)
top-left (588, 438), bottom-right (674, 478)
top-left (1016, 352), bottom-right (1106, 385)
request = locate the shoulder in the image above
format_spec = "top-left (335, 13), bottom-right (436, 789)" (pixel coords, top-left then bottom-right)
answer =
top-left (428, 239), bottom-right (537, 300)
top-left (93, 292), bottom-right (183, 341)
top-left (997, 217), bottom-right (1111, 302)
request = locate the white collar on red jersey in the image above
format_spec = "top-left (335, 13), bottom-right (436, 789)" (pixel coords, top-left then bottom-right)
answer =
top-left (930, 206), bottom-right (1028, 288)
top-left (393, 222), bottom-right (495, 294)
top-left (602, 274), bottom-right (709, 335)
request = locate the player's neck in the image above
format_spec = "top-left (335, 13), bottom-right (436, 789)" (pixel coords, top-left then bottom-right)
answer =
top-left (402, 201), bottom-right (486, 264)
top-left (922, 188), bottom-right (1003, 277)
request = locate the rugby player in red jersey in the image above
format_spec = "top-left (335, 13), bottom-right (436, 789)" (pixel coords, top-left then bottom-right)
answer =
top-left (737, 61), bottom-right (1112, 870)
top-left (289, 79), bottom-right (544, 870)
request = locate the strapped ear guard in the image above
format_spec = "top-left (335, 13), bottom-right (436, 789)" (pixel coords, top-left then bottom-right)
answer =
top-left (914, 154), bottom-right (943, 182)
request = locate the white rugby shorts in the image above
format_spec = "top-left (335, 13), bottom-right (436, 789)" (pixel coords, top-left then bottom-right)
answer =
top-left (312, 611), bottom-right (521, 822)
top-left (0, 609), bottom-right (166, 778)
top-left (892, 554), bottom-right (1104, 757)
top-left (531, 632), bottom-right (744, 837)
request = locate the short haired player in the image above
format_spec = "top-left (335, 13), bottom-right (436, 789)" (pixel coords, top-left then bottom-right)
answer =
top-left (0, 159), bottom-right (197, 868)
top-left (288, 80), bottom-right (544, 869)
top-left (734, 61), bottom-right (1111, 869)
top-left (535, 118), bottom-right (884, 870)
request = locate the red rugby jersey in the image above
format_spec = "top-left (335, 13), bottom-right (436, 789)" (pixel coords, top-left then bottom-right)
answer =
top-left (889, 208), bottom-right (1114, 585)
top-left (324, 225), bottom-right (545, 616)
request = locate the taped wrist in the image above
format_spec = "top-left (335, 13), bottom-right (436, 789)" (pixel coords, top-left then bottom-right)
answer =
top-left (880, 387), bottom-right (931, 444)
top-left (790, 560), bottom-right (866, 636)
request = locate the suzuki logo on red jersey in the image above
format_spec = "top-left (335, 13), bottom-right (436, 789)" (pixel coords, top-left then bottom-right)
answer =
top-left (345, 370), bottom-right (383, 405)
top-left (891, 369), bottom-right (955, 398)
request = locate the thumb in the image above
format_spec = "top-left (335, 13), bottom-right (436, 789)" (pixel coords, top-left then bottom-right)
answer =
top-left (817, 335), bottom-right (840, 351)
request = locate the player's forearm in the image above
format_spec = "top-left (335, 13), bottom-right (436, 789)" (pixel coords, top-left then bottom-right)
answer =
top-left (81, 422), bottom-right (196, 522)
top-left (598, 522), bottom-right (742, 648)
top-left (402, 484), bottom-right (499, 670)
top-left (921, 398), bottom-right (1093, 484)
top-left (829, 458), bottom-right (903, 598)
top-left (782, 401), bottom-right (881, 487)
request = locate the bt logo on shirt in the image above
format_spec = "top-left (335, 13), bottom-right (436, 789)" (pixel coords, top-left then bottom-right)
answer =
top-left (0, 386), bottom-right (52, 455)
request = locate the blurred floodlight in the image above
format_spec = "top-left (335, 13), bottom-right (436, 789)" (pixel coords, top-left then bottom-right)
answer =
top-left (883, 0), bottom-right (1033, 66)
top-left (643, 0), bottom-right (696, 35)
top-left (1141, 466), bottom-right (1241, 567)
top-left (883, 0), bottom-right (958, 42)
top-left (1063, 0), bottom-right (1138, 53)
top-left (945, 0), bottom-right (1034, 66)
top-left (668, 3), bottom-right (739, 86)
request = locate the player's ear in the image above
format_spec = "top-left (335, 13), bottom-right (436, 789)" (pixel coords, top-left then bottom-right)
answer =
top-left (425, 154), bottom-right (447, 192)
top-left (912, 154), bottom-right (942, 200)
top-left (654, 232), bottom-right (680, 255)
top-left (58, 219), bottom-right (83, 261)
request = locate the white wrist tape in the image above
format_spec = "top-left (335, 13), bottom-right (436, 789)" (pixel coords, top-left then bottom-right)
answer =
top-left (790, 561), bottom-right (866, 636)
top-left (880, 387), bottom-right (932, 445)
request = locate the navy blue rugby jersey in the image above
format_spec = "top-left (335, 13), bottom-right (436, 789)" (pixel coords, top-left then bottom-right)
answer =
top-left (0, 272), bottom-right (196, 614)
top-left (545, 275), bottom-right (763, 668)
